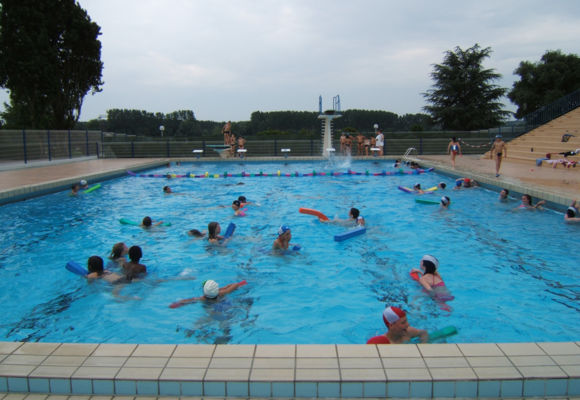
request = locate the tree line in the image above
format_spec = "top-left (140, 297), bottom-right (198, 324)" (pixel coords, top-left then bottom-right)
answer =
top-left (1, 1), bottom-right (580, 133)
top-left (75, 108), bottom-right (433, 138)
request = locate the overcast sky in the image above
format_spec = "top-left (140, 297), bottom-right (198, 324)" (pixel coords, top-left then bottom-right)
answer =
top-left (2, 0), bottom-right (580, 122)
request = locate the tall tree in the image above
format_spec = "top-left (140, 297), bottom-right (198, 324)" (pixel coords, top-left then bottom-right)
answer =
top-left (508, 50), bottom-right (580, 119)
top-left (0, 0), bottom-right (103, 129)
top-left (423, 44), bottom-right (510, 130)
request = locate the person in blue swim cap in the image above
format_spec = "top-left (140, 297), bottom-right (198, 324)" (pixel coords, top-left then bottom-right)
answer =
top-left (273, 225), bottom-right (292, 250)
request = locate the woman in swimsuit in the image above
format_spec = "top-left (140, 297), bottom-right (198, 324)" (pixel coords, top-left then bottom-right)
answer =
top-left (447, 137), bottom-right (462, 168)
top-left (410, 255), bottom-right (453, 301)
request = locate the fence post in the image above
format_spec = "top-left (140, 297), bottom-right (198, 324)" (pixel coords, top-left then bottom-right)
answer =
top-left (22, 129), bottom-right (27, 164)
top-left (68, 130), bottom-right (72, 159)
top-left (310, 139), bottom-right (314, 156)
top-left (131, 141), bottom-right (135, 158)
top-left (47, 130), bottom-right (52, 161)
top-left (419, 137), bottom-right (423, 155)
top-left (96, 142), bottom-right (100, 158)
top-left (202, 140), bottom-right (206, 155)
top-left (274, 139), bottom-right (278, 156)
top-left (166, 140), bottom-right (170, 157)
top-left (85, 129), bottom-right (89, 156)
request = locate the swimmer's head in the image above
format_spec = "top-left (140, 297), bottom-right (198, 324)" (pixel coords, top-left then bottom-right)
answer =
top-left (441, 196), bottom-right (450, 206)
top-left (203, 280), bottom-right (219, 299)
top-left (567, 207), bottom-right (577, 218)
top-left (414, 183), bottom-right (421, 190)
top-left (188, 229), bottom-right (205, 237)
top-left (163, 186), bottom-right (171, 193)
top-left (208, 222), bottom-right (220, 239)
top-left (88, 255), bottom-right (104, 275)
top-left (232, 200), bottom-right (241, 209)
top-left (382, 306), bottom-right (406, 327)
top-left (278, 225), bottom-right (290, 236)
top-left (142, 216), bottom-right (152, 227)
top-left (438, 182), bottom-right (446, 189)
top-left (421, 254), bottom-right (439, 274)
top-left (455, 180), bottom-right (463, 187)
top-left (80, 179), bottom-right (87, 186)
top-left (349, 207), bottom-right (360, 219)
top-left (500, 189), bottom-right (509, 197)
top-left (238, 196), bottom-right (247, 203)
top-left (495, 134), bottom-right (502, 139)
top-left (463, 178), bottom-right (471, 184)
top-left (110, 242), bottom-right (128, 259)
top-left (128, 245), bottom-right (142, 262)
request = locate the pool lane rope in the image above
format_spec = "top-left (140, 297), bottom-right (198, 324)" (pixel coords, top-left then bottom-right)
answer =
top-left (127, 167), bottom-right (434, 179)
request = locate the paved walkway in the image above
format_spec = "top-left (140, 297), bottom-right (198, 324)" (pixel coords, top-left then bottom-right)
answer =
top-left (417, 154), bottom-right (580, 206)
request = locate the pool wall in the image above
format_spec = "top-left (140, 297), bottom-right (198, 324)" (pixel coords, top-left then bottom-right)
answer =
top-left (1, 341), bottom-right (579, 398)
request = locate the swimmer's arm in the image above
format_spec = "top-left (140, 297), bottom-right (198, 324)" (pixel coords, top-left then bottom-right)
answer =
top-left (533, 200), bottom-right (546, 209)
top-left (171, 296), bottom-right (202, 307)
top-left (418, 276), bottom-right (433, 292)
top-left (219, 281), bottom-right (246, 296)
top-left (407, 327), bottom-right (428, 343)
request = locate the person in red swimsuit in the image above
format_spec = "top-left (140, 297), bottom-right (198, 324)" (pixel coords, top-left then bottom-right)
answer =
top-left (366, 306), bottom-right (428, 344)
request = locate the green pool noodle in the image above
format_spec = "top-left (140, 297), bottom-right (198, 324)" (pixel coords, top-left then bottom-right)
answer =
top-left (428, 326), bottom-right (458, 342)
top-left (82, 183), bottom-right (101, 194)
top-left (415, 198), bottom-right (440, 205)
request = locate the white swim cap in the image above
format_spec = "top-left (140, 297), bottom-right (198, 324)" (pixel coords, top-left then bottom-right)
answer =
top-left (80, 179), bottom-right (87, 186)
top-left (203, 280), bottom-right (219, 298)
top-left (421, 254), bottom-right (439, 269)
top-left (441, 196), bottom-right (450, 206)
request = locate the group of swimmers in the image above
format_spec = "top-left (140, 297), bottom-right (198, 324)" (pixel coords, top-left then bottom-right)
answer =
top-left (86, 243), bottom-right (146, 284)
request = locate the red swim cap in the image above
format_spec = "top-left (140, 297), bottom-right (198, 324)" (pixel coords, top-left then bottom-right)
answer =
top-left (383, 306), bottom-right (406, 327)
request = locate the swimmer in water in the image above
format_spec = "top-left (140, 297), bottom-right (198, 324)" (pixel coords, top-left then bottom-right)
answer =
top-left (86, 256), bottom-right (125, 283)
top-left (232, 200), bottom-right (246, 216)
top-left (108, 242), bottom-right (129, 268)
top-left (410, 255), bottom-right (453, 301)
top-left (366, 306), bottom-right (428, 344)
top-left (187, 229), bottom-right (206, 238)
top-left (273, 225), bottom-right (298, 251)
top-left (413, 183), bottom-right (425, 194)
top-left (141, 216), bottom-right (164, 228)
top-left (207, 222), bottom-right (225, 243)
top-left (123, 246), bottom-right (147, 280)
top-left (516, 194), bottom-right (545, 210)
top-left (169, 279), bottom-right (247, 308)
top-left (440, 196), bottom-right (451, 209)
top-left (498, 189), bottom-right (509, 202)
top-left (70, 183), bottom-right (80, 196)
top-left (564, 200), bottom-right (580, 222)
top-left (326, 207), bottom-right (365, 226)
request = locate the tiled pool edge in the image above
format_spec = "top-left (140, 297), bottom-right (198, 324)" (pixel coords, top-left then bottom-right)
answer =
top-left (0, 342), bottom-right (579, 398)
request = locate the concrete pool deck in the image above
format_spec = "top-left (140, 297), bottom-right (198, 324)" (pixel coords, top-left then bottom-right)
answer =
top-left (0, 155), bottom-right (579, 399)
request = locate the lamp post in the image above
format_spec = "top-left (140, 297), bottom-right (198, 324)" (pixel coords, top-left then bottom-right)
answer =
top-left (159, 125), bottom-right (165, 138)
top-left (373, 123), bottom-right (379, 134)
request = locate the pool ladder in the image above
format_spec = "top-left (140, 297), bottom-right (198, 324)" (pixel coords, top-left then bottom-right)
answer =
top-left (402, 147), bottom-right (418, 163)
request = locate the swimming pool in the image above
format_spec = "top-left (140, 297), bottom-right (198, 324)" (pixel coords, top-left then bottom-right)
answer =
top-left (0, 159), bottom-right (578, 345)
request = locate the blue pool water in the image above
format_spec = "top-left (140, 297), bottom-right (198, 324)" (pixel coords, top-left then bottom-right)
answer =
top-left (0, 159), bottom-right (578, 344)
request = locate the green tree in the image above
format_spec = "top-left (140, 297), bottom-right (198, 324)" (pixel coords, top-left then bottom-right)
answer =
top-left (508, 50), bottom-right (580, 119)
top-left (0, 0), bottom-right (103, 129)
top-left (423, 44), bottom-right (510, 130)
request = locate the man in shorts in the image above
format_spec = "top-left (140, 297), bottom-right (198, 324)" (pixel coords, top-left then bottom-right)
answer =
top-left (490, 135), bottom-right (507, 177)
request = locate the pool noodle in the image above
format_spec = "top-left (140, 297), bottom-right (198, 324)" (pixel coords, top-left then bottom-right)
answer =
top-left (415, 198), bottom-right (440, 205)
top-left (299, 208), bottom-right (329, 221)
top-left (82, 183), bottom-right (101, 194)
top-left (334, 227), bottom-right (366, 242)
top-left (224, 222), bottom-right (236, 238)
top-left (398, 186), bottom-right (414, 193)
top-left (66, 260), bottom-right (88, 276)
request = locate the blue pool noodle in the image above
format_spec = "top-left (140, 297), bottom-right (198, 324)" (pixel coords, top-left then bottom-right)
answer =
top-left (224, 222), bottom-right (236, 238)
top-left (66, 261), bottom-right (88, 276)
top-left (334, 227), bottom-right (366, 242)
